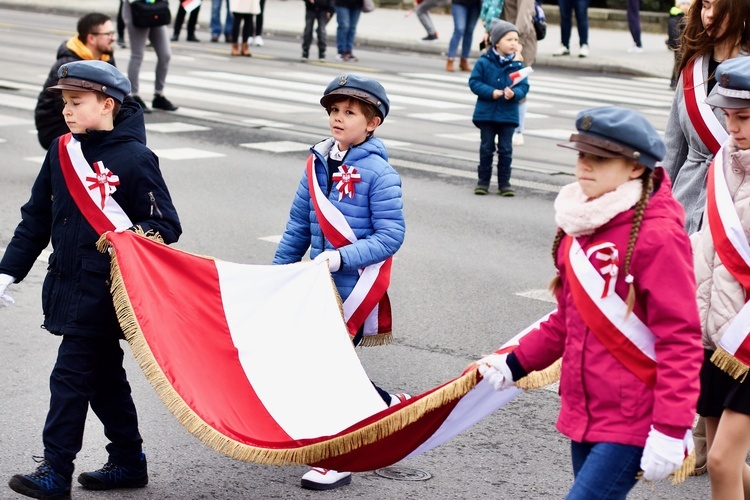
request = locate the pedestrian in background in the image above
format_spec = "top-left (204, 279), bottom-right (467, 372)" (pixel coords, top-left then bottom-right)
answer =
top-left (502, 0), bottom-right (538, 147)
top-left (4, 59), bottom-right (182, 500)
top-left (335, 0), bottom-right (363, 61)
top-left (626, 0), bottom-right (643, 53)
top-left (479, 106), bottom-right (702, 498)
top-left (302, 0), bottom-right (335, 61)
top-left (692, 56), bottom-right (750, 499)
top-left (415, 0), bottom-right (449, 42)
top-left (273, 74), bottom-right (408, 491)
top-left (35, 12), bottom-right (119, 150)
top-left (446, 0), bottom-right (481, 72)
top-left (211, 0), bottom-right (234, 42)
top-left (666, 0), bottom-right (690, 89)
top-left (229, 0), bottom-right (261, 56)
top-left (251, 0), bottom-right (265, 45)
top-left (553, 0), bottom-right (589, 57)
top-left (469, 20), bottom-right (529, 196)
top-left (116, 1), bottom-right (127, 47)
top-left (120, 0), bottom-right (179, 113)
top-left (172, 1), bottom-right (202, 42)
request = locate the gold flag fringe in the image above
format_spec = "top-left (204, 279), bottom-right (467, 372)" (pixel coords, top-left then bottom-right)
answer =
top-left (106, 237), bottom-right (477, 466)
top-left (671, 449), bottom-right (695, 485)
top-left (710, 347), bottom-right (749, 381)
top-left (516, 358), bottom-right (562, 390)
top-left (357, 332), bottom-right (393, 347)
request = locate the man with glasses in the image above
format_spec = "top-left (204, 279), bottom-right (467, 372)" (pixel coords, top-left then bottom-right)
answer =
top-left (34, 13), bottom-right (121, 150)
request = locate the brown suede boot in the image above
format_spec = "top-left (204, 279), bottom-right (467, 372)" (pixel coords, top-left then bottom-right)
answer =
top-left (241, 42), bottom-right (251, 56)
top-left (459, 58), bottom-right (472, 71)
top-left (231, 42), bottom-right (240, 56)
top-left (446, 58), bottom-right (455, 72)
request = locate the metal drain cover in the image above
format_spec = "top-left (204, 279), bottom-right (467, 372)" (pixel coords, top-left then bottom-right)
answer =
top-left (375, 466), bottom-right (432, 481)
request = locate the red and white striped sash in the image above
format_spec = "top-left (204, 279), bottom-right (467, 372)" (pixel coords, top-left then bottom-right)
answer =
top-left (705, 146), bottom-right (750, 377)
top-left (683, 55), bottom-right (729, 155)
top-left (58, 133), bottom-right (132, 235)
top-left (306, 155), bottom-right (392, 339)
top-left (566, 236), bottom-right (657, 387)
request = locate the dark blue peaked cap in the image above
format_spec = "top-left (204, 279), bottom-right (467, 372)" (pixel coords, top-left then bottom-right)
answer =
top-left (558, 106), bottom-right (665, 170)
top-left (47, 60), bottom-right (131, 103)
top-left (320, 74), bottom-right (390, 121)
top-left (705, 56), bottom-right (750, 109)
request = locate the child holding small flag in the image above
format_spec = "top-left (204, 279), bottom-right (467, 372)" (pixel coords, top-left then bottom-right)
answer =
top-left (468, 20), bottom-right (529, 196)
top-left (478, 107), bottom-right (703, 497)
top-left (172, 0), bottom-right (202, 42)
top-left (273, 74), bottom-right (407, 491)
top-left (691, 56), bottom-right (750, 498)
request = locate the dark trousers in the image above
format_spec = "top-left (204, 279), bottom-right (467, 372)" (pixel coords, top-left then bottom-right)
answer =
top-left (558, 0), bottom-right (589, 48)
top-left (232, 13), bottom-right (255, 44)
top-left (117, 1), bottom-right (125, 40)
top-left (43, 335), bottom-right (143, 480)
top-left (626, 0), bottom-right (642, 47)
top-left (174, 5), bottom-right (201, 37)
top-left (477, 122), bottom-right (515, 188)
top-left (254, 0), bottom-right (266, 36)
top-left (302, 9), bottom-right (329, 58)
top-left (352, 328), bottom-right (392, 405)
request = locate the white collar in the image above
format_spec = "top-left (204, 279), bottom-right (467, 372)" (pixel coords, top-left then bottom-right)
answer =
top-left (554, 179), bottom-right (643, 236)
top-left (329, 142), bottom-right (348, 161)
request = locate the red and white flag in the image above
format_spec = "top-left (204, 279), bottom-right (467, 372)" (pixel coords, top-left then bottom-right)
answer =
top-left (181, 0), bottom-right (201, 13)
top-left (510, 66), bottom-right (533, 87)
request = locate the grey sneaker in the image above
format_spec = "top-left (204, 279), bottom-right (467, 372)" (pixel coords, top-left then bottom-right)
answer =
top-left (474, 184), bottom-right (490, 195)
top-left (499, 186), bottom-right (515, 197)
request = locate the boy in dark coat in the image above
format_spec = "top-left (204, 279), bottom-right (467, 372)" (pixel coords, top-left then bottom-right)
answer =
top-left (666, 0), bottom-right (690, 89)
top-left (2, 60), bottom-right (181, 499)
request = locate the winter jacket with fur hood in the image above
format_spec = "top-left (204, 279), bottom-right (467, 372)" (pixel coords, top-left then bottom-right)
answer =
top-left (508, 168), bottom-right (703, 445)
top-left (692, 140), bottom-right (750, 351)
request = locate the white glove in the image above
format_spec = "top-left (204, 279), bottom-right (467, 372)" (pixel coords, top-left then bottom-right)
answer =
top-left (314, 250), bottom-right (341, 272)
top-left (640, 426), bottom-right (686, 481)
top-left (0, 273), bottom-right (16, 308)
top-left (477, 353), bottom-right (515, 391)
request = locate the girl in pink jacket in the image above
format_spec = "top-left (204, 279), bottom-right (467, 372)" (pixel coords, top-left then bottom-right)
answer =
top-left (479, 106), bottom-right (703, 498)
top-left (692, 56), bottom-right (750, 499)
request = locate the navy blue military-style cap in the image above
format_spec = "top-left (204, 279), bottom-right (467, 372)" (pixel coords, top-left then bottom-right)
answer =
top-left (320, 74), bottom-right (390, 121)
top-left (705, 56), bottom-right (750, 109)
top-left (47, 60), bottom-right (131, 103)
top-left (558, 106), bottom-right (666, 170)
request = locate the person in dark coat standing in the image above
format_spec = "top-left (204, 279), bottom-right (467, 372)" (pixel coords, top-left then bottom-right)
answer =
top-left (3, 60), bottom-right (181, 500)
top-left (302, 0), bottom-right (335, 60)
top-left (34, 12), bottom-right (118, 150)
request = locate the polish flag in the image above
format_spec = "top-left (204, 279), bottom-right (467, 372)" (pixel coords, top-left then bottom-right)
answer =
top-left (102, 231), bottom-right (549, 470)
top-left (510, 66), bottom-right (534, 87)
top-left (181, 0), bottom-right (201, 13)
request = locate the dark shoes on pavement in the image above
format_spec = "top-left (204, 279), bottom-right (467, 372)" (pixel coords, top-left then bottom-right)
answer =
top-left (77, 453), bottom-right (148, 491)
top-left (132, 95), bottom-right (152, 114)
top-left (152, 94), bottom-right (179, 111)
top-left (498, 186), bottom-right (515, 197)
top-left (9, 457), bottom-right (71, 499)
top-left (474, 184), bottom-right (489, 195)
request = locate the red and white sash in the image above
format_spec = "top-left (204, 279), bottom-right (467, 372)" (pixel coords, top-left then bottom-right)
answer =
top-left (306, 155), bottom-right (392, 339)
top-left (566, 236), bottom-right (658, 387)
top-left (705, 146), bottom-right (750, 376)
top-left (58, 133), bottom-right (132, 235)
top-left (682, 55), bottom-right (729, 155)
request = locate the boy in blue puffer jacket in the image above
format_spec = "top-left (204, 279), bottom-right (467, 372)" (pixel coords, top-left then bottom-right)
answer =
top-left (469, 19), bottom-right (530, 196)
top-left (273, 74), bottom-right (407, 491)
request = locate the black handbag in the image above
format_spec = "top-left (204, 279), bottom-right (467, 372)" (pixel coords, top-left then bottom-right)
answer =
top-left (130, 0), bottom-right (171, 28)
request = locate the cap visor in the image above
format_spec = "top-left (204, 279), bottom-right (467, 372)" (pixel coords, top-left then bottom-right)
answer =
top-left (705, 93), bottom-right (750, 109)
top-left (557, 141), bottom-right (622, 158)
top-left (46, 83), bottom-right (96, 94)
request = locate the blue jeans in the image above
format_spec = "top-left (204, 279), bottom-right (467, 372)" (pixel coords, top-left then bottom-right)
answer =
top-left (557, 0), bottom-right (589, 48)
top-left (448, 3), bottom-right (480, 59)
top-left (567, 441), bottom-right (643, 500)
top-left (336, 6), bottom-right (361, 54)
top-left (211, 0), bottom-right (233, 37)
top-left (477, 122), bottom-right (515, 188)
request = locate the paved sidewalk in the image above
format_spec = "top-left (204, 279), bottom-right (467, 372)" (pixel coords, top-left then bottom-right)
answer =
top-left (1, 0), bottom-right (675, 79)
